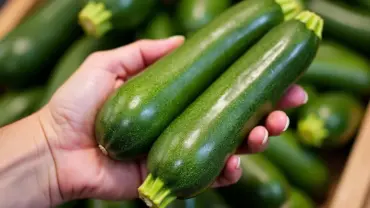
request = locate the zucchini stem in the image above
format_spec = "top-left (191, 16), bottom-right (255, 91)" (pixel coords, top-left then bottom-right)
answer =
top-left (138, 174), bottom-right (176, 208)
top-left (295, 10), bottom-right (324, 39)
top-left (297, 113), bottom-right (329, 147)
top-left (78, 1), bottom-right (113, 38)
top-left (275, 0), bottom-right (303, 21)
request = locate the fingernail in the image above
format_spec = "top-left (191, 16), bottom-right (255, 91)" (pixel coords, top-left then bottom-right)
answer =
top-left (168, 35), bottom-right (185, 41)
top-left (262, 128), bottom-right (269, 145)
top-left (283, 116), bottom-right (290, 132)
top-left (235, 156), bottom-right (241, 169)
top-left (303, 91), bottom-right (309, 104)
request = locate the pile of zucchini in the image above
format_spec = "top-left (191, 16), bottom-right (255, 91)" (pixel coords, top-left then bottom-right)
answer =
top-left (0, 0), bottom-right (369, 207)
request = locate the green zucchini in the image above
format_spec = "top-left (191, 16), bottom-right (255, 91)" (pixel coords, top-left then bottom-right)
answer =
top-left (300, 41), bottom-right (370, 97)
top-left (218, 155), bottom-right (290, 208)
top-left (137, 11), bottom-right (178, 40)
top-left (138, 11), bottom-right (323, 207)
top-left (95, 0), bottom-right (302, 160)
top-left (282, 188), bottom-right (315, 208)
top-left (176, 0), bottom-right (232, 35)
top-left (0, 0), bottom-right (82, 89)
top-left (86, 199), bottom-right (141, 208)
top-left (307, 0), bottom-right (370, 54)
top-left (168, 190), bottom-right (230, 208)
top-left (297, 92), bottom-right (365, 148)
top-left (263, 130), bottom-right (330, 199)
top-left (0, 88), bottom-right (44, 127)
top-left (39, 34), bottom-right (131, 108)
top-left (78, 0), bottom-right (157, 38)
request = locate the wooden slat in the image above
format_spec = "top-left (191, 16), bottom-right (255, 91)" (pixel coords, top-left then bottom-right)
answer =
top-left (328, 102), bottom-right (370, 208)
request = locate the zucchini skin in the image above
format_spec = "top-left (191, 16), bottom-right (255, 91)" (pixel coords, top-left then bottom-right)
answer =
top-left (0, 0), bottom-right (82, 88)
top-left (308, 0), bottom-right (370, 54)
top-left (176, 0), bottom-right (232, 35)
top-left (86, 199), bottom-right (141, 208)
top-left (218, 155), bottom-right (290, 208)
top-left (95, 0), bottom-right (288, 160)
top-left (0, 88), bottom-right (44, 127)
top-left (297, 92), bottom-right (365, 148)
top-left (137, 12), bottom-right (177, 40)
top-left (146, 19), bottom-right (320, 199)
top-left (168, 190), bottom-right (230, 208)
top-left (282, 188), bottom-right (315, 208)
top-left (39, 34), bottom-right (131, 107)
top-left (263, 130), bottom-right (330, 200)
top-left (300, 41), bottom-right (370, 97)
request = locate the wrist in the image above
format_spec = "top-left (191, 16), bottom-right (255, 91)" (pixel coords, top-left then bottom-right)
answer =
top-left (0, 108), bottom-right (62, 208)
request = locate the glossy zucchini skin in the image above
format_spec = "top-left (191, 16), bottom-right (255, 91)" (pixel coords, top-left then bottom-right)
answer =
top-left (0, 88), bottom-right (44, 127)
top-left (39, 34), bottom-right (131, 107)
top-left (308, 0), bottom-right (370, 54)
top-left (176, 0), bottom-right (232, 35)
top-left (137, 12), bottom-right (177, 40)
top-left (95, 0), bottom-right (290, 160)
top-left (263, 130), bottom-right (330, 200)
top-left (282, 188), bottom-right (315, 208)
top-left (145, 17), bottom-right (321, 199)
top-left (297, 92), bottom-right (365, 149)
top-left (218, 155), bottom-right (290, 208)
top-left (0, 0), bottom-right (82, 88)
top-left (300, 41), bottom-right (370, 97)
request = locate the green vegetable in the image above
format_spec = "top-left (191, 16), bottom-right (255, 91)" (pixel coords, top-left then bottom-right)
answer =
top-left (300, 41), bottom-right (370, 97)
top-left (39, 34), bottom-right (131, 108)
top-left (0, 0), bottom-right (82, 89)
top-left (308, 0), bottom-right (370, 54)
top-left (86, 199), bottom-right (141, 208)
top-left (176, 0), bottom-right (232, 35)
top-left (218, 155), bottom-right (290, 208)
top-left (282, 188), bottom-right (315, 208)
top-left (297, 92), bottom-right (365, 148)
top-left (263, 130), bottom-right (330, 199)
top-left (78, 0), bottom-right (157, 38)
top-left (168, 190), bottom-right (230, 208)
top-left (138, 11), bottom-right (323, 208)
top-left (95, 0), bottom-right (302, 160)
top-left (0, 88), bottom-right (44, 127)
top-left (137, 12), bottom-right (177, 40)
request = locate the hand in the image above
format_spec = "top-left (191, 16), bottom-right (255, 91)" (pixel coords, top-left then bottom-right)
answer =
top-left (39, 36), bottom-right (308, 204)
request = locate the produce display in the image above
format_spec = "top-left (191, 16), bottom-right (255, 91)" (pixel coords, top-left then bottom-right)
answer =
top-left (0, 0), bottom-right (369, 207)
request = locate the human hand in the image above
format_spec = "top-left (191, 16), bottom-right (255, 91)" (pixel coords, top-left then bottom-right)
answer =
top-left (39, 36), bottom-right (308, 205)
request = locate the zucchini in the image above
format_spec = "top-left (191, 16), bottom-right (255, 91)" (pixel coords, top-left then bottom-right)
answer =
top-left (297, 92), bottom-right (365, 148)
top-left (300, 41), bottom-right (370, 97)
top-left (282, 188), bottom-right (315, 208)
top-left (168, 190), bottom-right (230, 208)
top-left (307, 0), bottom-right (370, 54)
top-left (95, 0), bottom-right (302, 160)
top-left (263, 130), bottom-right (330, 199)
top-left (176, 0), bottom-right (232, 35)
top-left (0, 0), bottom-right (82, 89)
top-left (218, 155), bottom-right (290, 208)
top-left (138, 11), bottom-right (323, 207)
top-left (86, 199), bottom-right (141, 208)
top-left (78, 0), bottom-right (157, 38)
top-left (0, 88), bottom-right (44, 127)
top-left (39, 34), bottom-right (131, 108)
top-left (136, 11), bottom-right (177, 40)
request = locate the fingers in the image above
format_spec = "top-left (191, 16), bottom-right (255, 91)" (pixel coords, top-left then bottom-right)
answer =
top-left (211, 155), bottom-right (242, 188)
top-left (237, 126), bottom-right (269, 154)
top-left (277, 84), bottom-right (308, 109)
top-left (265, 111), bottom-right (289, 136)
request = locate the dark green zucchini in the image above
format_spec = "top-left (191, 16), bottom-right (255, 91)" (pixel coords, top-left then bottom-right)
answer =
top-left (175, 0), bottom-right (232, 35)
top-left (0, 0), bottom-right (82, 89)
top-left (218, 155), bottom-right (290, 208)
top-left (281, 188), bottom-right (315, 208)
top-left (263, 130), bottom-right (330, 199)
top-left (86, 199), bottom-right (141, 208)
top-left (78, 0), bottom-right (157, 38)
top-left (39, 34), bottom-right (131, 108)
top-left (95, 0), bottom-right (302, 160)
top-left (168, 190), bottom-right (230, 208)
top-left (138, 11), bottom-right (323, 207)
top-left (0, 88), bottom-right (44, 127)
top-left (297, 92), bottom-right (365, 148)
top-left (308, 0), bottom-right (370, 54)
top-left (300, 41), bottom-right (370, 97)
top-left (136, 11), bottom-right (178, 40)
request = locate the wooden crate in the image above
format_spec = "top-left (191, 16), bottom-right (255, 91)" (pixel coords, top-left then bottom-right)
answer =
top-left (322, 102), bottom-right (370, 208)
